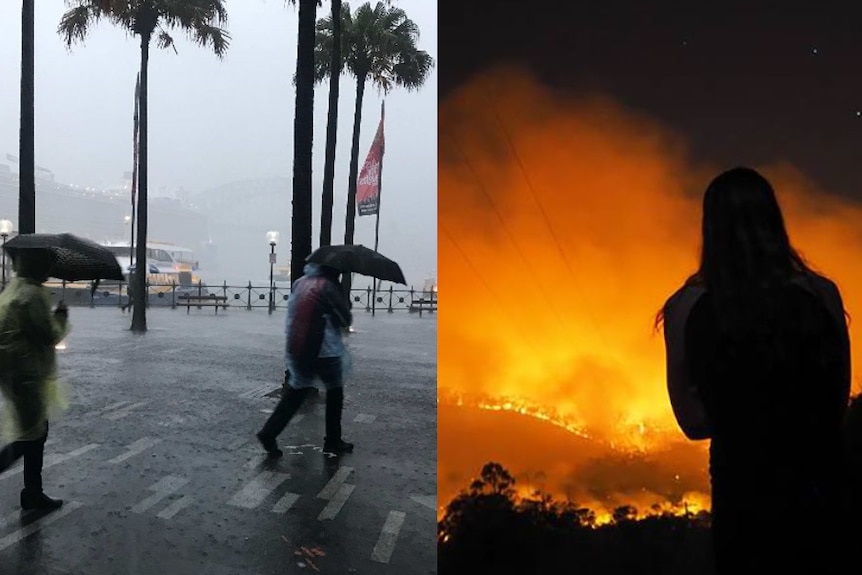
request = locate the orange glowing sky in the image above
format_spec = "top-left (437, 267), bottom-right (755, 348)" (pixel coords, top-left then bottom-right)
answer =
top-left (438, 66), bottom-right (862, 515)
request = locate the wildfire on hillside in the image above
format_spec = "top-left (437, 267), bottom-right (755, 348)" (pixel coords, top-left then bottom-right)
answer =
top-left (438, 66), bottom-right (862, 523)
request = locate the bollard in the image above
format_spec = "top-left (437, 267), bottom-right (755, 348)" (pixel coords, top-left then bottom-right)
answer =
top-left (365, 286), bottom-right (372, 313)
top-left (171, 282), bottom-right (177, 309)
top-left (388, 285), bottom-right (394, 313)
top-left (246, 281), bottom-right (252, 311)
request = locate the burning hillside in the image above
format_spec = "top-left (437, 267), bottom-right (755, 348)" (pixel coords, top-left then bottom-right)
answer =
top-left (438, 66), bottom-right (862, 519)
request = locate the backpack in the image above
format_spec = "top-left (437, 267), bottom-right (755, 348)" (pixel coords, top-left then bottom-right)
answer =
top-left (287, 276), bottom-right (328, 371)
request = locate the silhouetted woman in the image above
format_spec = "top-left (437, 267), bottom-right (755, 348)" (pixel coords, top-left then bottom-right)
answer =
top-left (659, 167), bottom-right (851, 574)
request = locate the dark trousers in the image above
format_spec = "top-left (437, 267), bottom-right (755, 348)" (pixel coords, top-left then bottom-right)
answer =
top-left (260, 358), bottom-right (345, 442)
top-left (0, 423), bottom-right (48, 493)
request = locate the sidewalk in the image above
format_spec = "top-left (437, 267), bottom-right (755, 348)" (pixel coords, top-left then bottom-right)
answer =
top-left (0, 307), bottom-right (437, 575)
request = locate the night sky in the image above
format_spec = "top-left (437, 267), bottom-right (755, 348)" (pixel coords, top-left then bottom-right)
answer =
top-left (440, 1), bottom-right (862, 201)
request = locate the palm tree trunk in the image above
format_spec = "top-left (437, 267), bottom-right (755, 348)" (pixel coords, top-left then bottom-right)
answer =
top-left (290, 0), bottom-right (318, 283)
top-left (18, 0), bottom-right (35, 234)
top-left (341, 73), bottom-right (366, 300)
top-left (319, 0), bottom-right (342, 248)
top-left (131, 33), bottom-right (150, 333)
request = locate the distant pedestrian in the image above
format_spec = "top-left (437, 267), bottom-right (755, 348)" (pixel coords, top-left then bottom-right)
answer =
top-left (659, 167), bottom-right (851, 574)
top-left (257, 263), bottom-right (354, 456)
top-left (0, 251), bottom-right (69, 511)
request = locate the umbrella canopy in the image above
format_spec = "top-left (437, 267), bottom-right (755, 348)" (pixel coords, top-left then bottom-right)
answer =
top-left (3, 233), bottom-right (125, 282)
top-left (306, 244), bottom-right (407, 285)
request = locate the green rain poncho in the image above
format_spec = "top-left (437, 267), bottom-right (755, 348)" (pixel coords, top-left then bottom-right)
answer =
top-left (0, 277), bottom-right (70, 441)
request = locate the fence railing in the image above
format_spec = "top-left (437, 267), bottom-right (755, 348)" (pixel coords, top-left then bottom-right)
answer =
top-left (39, 279), bottom-right (437, 315)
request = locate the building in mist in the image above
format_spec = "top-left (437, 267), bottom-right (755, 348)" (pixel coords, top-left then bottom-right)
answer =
top-left (0, 162), bottom-right (212, 268)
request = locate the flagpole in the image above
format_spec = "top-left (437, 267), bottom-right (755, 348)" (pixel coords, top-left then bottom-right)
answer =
top-left (371, 100), bottom-right (385, 317)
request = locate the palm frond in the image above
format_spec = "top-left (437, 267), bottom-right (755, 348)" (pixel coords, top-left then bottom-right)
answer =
top-left (320, 1), bottom-right (433, 92)
top-left (155, 29), bottom-right (177, 53)
top-left (57, 4), bottom-right (102, 47)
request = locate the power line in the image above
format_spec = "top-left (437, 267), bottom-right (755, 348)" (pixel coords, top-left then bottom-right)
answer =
top-left (480, 86), bottom-right (611, 350)
top-left (444, 126), bottom-right (569, 332)
top-left (439, 224), bottom-right (545, 362)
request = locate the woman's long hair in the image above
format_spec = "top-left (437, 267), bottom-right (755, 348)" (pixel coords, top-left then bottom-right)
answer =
top-left (657, 167), bottom-right (817, 330)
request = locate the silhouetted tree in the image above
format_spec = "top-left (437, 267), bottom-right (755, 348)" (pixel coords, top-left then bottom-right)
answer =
top-left (59, 0), bottom-right (230, 333)
top-left (19, 0), bottom-right (35, 234)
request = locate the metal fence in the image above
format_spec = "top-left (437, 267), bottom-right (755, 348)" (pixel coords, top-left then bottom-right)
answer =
top-left (42, 279), bottom-right (437, 315)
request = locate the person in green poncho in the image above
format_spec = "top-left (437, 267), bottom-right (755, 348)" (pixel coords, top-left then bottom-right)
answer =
top-left (0, 250), bottom-right (69, 511)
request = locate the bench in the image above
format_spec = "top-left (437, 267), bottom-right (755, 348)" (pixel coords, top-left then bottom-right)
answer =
top-left (177, 294), bottom-right (229, 314)
top-left (409, 297), bottom-right (437, 313)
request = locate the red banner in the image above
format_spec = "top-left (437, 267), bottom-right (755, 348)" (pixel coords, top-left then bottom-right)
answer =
top-left (357, 113), bottom-right (384, 217)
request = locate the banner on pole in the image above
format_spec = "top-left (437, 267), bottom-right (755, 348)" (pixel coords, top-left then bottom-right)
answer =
top-left (357, 113), bottom-right (385, 217)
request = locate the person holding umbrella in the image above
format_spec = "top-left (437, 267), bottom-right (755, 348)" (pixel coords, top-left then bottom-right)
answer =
top-left (257, 262), bottom-right (355, 456)
top-left (0, 250), bottom-right (69, 511)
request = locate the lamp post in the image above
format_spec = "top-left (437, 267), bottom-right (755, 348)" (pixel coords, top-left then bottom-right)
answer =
top-left (266, 230), bottom-right (280, 314)
top-left (0, 219), bottom-right (13, 291)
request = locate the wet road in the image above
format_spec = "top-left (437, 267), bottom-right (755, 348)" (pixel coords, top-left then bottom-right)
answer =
top-left (0, 307), bottom-right (437, 574)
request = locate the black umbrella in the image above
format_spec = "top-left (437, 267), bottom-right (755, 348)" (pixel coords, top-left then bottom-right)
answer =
top-left (306, 244), bottom-right (407, 285)
top-left (3, 233), bottom-right (125, 282)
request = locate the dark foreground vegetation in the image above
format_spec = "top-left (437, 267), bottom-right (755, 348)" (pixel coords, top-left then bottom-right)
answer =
top-left (438, 395), bottom-right (862, 575)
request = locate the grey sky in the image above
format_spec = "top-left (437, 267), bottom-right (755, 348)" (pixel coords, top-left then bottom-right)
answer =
top-left (0, 0), bottom-right (437, 284)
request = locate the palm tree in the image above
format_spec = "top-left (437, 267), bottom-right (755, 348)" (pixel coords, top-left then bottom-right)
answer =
top-left (313, 1), bottom-right (433, 295)
top-left (318, 0), bottom-right (342, 248)
top-left (58, 0), bottom-right (230, 333)
top-left (19, 0), bottom-right (35, 234)
top-left (289, 0), bottom-right (318, 284)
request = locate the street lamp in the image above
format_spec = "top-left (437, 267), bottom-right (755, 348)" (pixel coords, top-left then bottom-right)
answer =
top-left (266, 230), bottom-right (280, 314)
top-left (0, 219), bottom-right (14, 290)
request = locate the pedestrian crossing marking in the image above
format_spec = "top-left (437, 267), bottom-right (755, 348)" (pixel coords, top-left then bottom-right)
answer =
top-left (317, 483), bottom-right (355, 520)
top-left (0, 501), bottom-right (84, 553)
top-left (371, 511), bottom-right (407, 563)
top-left (228, 470), bottom-right (290, 509)
top-left (317, 467), bottom-right (353, 500)
top-left (108, 436), bottom-right (162, 464)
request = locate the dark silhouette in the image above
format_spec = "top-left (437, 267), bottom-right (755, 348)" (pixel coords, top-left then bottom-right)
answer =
top-left (0, 251), bottom-right (69, 511)
top-left (19, 0), bottom-right (35, 235)
top-left (438, 462), bottom-right (715, 575)
top-left (290, 0), bottom-right (318, 284)
top-left (257, 263), bottom-right (353, 456)
top-left (318, 0), bottom-right (343, 248)
top-left (659, 167), bottom-right (851, 574)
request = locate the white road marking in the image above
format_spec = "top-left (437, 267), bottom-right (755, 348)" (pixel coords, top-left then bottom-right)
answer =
top-left (0, 501), bottom-right (84, 552)
top-left (227, 471), bottom-right (290, 509)
top-left (107, 437), bottom-right (162, 464)
top-left (2, 444), bottom-right (100, 481)
top-left (132, 475), bottom-right (189, 514)
top-left (271, 492), bottom-right (301, 514)
top-left (239, 385), bottom-right (277, 399)
top-left (316, 467), bottom-right (353, 501)
top-left (353, 413), bottom-right (376, 423)
top-left (317, 483), bottom-right (355, 520)
top-left (409, 495), bottom-right (437, 511)
top-left (99, 400), bottom-right (131, 414)
top-left (104, 401), bottom-right (149, 421)
top-left (371, 511), bottom-right (407, 563)
top-left (156, 495), bottom-right (194, 520)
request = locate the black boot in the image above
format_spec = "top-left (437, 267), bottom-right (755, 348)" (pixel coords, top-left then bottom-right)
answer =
top-left (21, 430), bottom-right (62, 511)
top-left (257, 386), bottom-right (311, 457)
top-left (323, 387), bottom-right (353, 454)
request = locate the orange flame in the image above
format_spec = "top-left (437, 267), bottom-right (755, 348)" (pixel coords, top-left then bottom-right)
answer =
top-left (438, 66), bottom-right (862, 519)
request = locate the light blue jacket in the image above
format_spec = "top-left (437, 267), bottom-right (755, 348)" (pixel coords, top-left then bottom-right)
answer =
top-left (284, 263), bottom-right (352, 370)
